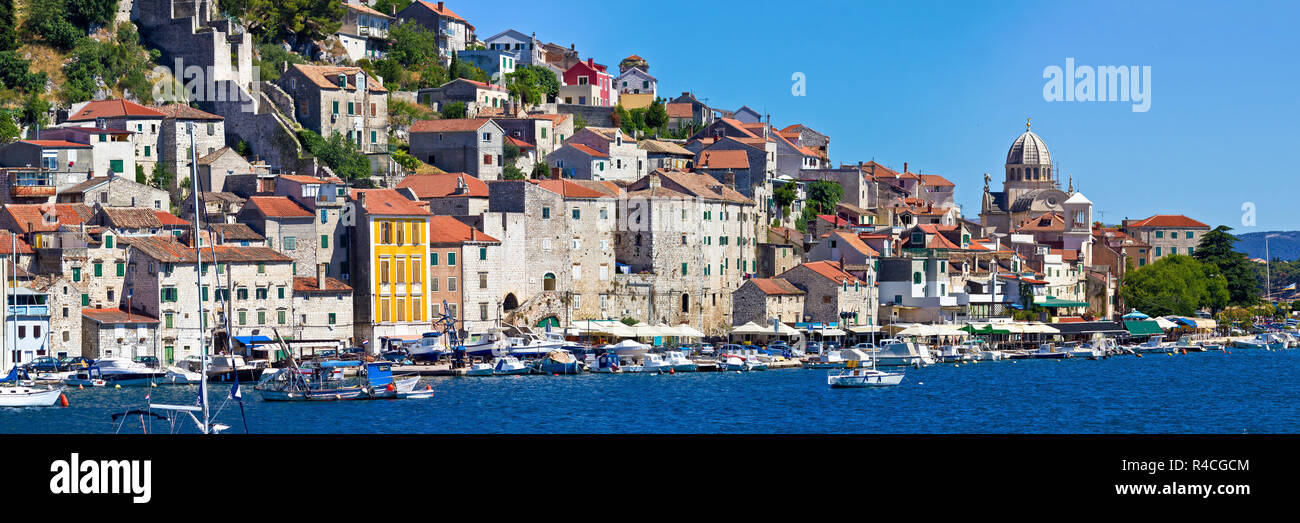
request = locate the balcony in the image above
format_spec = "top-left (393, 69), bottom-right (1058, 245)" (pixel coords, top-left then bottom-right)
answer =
top-left (8, 305), bottom-right (49, 316)
top-left (8, 168), bottom-right (56, 197)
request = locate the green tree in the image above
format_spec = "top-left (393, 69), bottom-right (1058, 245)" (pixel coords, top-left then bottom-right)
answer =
top-left (572, 113), bottom-right (586, 131)
top-left (25, 0), bottom-right (83, 50)
top-left (1193, 225), bottom-right (1261, 306)
top-left (0, 51), bottom-right (46, 92)
top-left (773, 183), bottom-right (796, 218)
top-left (65, 0), bottom-right (118, 30)
top-left (645, 98), bottom-right (669, 130)
top-left (148, 161), bottom-right (173, 190)
top-left (254, 43), bottom-right (306, 82)
top-left (370, 0), bottom-right (411, 15)
top-left (805, 180), bottom-right (843, 214)
top-left (439, 101), bottom-right (466, 119)
top-left (20, 93), bottom-right (51, 128)
top-left (505, 65), bottom-right (548, 106)
top-left (530, 161), bottom-right (551, 179)
top-left (503, 140), bottom-right (520, 164)
top-left (1120, 255), bottom-right (1229, 317)
top-left (0, 0), bottom-right (18, 52)
top-left (502, 165), bottom-right (525, 180)
top-left (134, 163), bottom-right (146, 184)
top-left (386, 20), bottom-right (439, 68)
top-left (391, 149), bottom-right (420, 172)
top-left (298, 129), bottom-right (371, 180)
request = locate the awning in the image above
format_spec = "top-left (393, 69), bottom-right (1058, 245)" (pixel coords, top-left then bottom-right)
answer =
top-left (1125, 320), bottom-right (1164, 336)
top-left (808, 328), bottom-right (847, 337)
top-left (232, 335), bottom-right (273, 346)
top-left (1050, 321), bottom-right (1128, 335)
top-left (847, 325), bottom-right (882, 333)
top-left (1153, 317), bottom-right (1179, 330)
top-left (1039, 298), bottom-right (1090, 308)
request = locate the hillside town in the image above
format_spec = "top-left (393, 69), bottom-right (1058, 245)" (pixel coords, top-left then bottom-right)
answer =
top-left (0, 0), bottom-right (1264, 369)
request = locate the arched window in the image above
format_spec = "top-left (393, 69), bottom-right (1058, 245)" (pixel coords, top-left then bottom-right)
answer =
top-left (543, 273), bottom-right (556, 291)
top-left (913, 272), bottom-right (922, 284)
top-left (681, 293), bottom-right (690, 313)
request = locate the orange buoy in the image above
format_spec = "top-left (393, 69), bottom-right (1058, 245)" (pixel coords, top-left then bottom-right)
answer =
top-left (669, 368), bottom-right (675, 374)
top-left (426, 385), bottom-right (432, 391)
top-left (386, 383), bottom-right (395, 392)
top-left (59, 393), bottom-right (69, 407)
top-left (78, 384), bottom-right (84, 390)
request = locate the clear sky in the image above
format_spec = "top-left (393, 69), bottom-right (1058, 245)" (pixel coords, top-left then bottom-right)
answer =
top-left (450, 0), bottom-right (1300, 231)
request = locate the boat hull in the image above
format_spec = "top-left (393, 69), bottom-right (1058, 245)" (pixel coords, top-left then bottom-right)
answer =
top-left (0, 386), bottom-right (64, 407)
top-left (258, 387), bottom-right (370, 401)
top-left (828, 371), bottom-right (904, 388)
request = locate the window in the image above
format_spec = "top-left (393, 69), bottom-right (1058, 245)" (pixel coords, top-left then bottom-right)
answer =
top-left (430, 277), bottom-right (439, 292)
top-left (328, 313), bottom-right (336, 325)
top-left (431, 253), bottom-right (438, 266)
top-left (256, 288), bottom-right (268, 300)
top-left (479, 272), bottom-right (488, 289)
top-left (258, 263), bottom-right (265, 274)
top-left (448, 277), bottom-right (457, 292)
top-left (257, 311), bottom-right (266, 325)
top-left (321, 235), bottom-right (329, 249)
top-left (542, 207), bottom-right (551, 219)
top-left (332, 101), bottom-right (339, 114)
top-left (283, 236), bottom-right (296, 250)
top-left (1155, 231), bottom-right (1164, 238)
top-left (238, 311), bottom-right (246, 325)
top-left (479, 247), bottom-right (487, 260)
top-left (81, 294), bottom-right (89, 306)
top-left (277, 287), bottom-right (285, 299)
top-left (397, 259), bottom-right (406, 283)
top-left (1186, 231), bottom-right (1194, 239)
top-left (913, 272), bottom-right (922, 284)
top-left (380, 259), bottom-right (390, 284)
top-left (94, 263), bottom-right (103, 277)
top-left (278, 310), bottom-right (286, 325)
top-left (320, 210), bottom-right (328, 224)
top-left (72, 267), bottom-right (81, 281)
top-left (237, 288), bottom-right (248, 300)
top-left (164, 313), bottom-right (174, 329)
top-left (681, 263), bottom-right (688, 276)
top-left (448, 252), bottom-right (456, 266)
top-left (483, 154), bottom-right (493, 165)
top-left (572, 208), bottom-right (580, 219)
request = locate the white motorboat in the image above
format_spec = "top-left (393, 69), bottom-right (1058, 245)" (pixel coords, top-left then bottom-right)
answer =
top-left (492, 356), bottom-right (530, 375)
top-left (1060, 341), bottom-right (1103, 359)
top-left (1127, 335), bottom-right (1173, 353)
top-left (1234, 333), bottom-right (1285, 350)
top-left (1028, 343), bottom-right (1071, 359)
top-left (163, 366), bottom-right (203, 384)
top-left (460, 328), bottom-right (509, 357)
top-left (718, 355), bottom-right (750, 371)
top-left (935, 344), bottom-right (975, 363)
top-left (409, 331), bottom-right (451, 361)
top-left (804, 350), bottom-right (848, 369)
top-left (642, 353), bottom-right (675, 373)
top-left (464, 363), bottom-right (495, 376)
top-left (872, 339), bottom-right (934, 367)
top-left (827, 367), bottom-right (905, 388)
top-left (66, 358), bottom-right (168, 387)
top-left (663, 351), bottom-right (697, 372)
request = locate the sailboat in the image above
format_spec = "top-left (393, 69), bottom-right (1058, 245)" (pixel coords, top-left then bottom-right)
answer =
top-left (827, 341), bottom-right (905, 388)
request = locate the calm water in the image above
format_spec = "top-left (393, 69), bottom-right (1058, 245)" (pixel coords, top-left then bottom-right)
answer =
top-left (4, 349), bottom-right (1297, 433)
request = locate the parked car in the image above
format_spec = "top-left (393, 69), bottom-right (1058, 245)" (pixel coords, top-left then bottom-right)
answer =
top-left (133, 356), bottom-right (160, 368)
top-left (59, 356), bottom-right (92, 371)
top-left (26, 356), bottom-right (62, 372)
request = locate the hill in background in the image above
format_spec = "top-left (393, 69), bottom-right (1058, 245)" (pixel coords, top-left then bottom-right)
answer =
top-left (1235, 231), bottom-right (1300, 261)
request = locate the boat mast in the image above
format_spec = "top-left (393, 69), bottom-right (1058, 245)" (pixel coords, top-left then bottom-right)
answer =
top-left (187, 122), bottom-right (211, 433)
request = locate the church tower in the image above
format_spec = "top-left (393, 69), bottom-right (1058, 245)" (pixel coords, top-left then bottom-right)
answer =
top-left (1063, 190), bottom-right (1094, 265)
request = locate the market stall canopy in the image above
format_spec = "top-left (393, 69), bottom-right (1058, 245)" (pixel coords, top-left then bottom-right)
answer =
top-left (1039, 297), bottom-right (1090, 308)
top-left (847, 325), bottom-right (882, 333)
top-left (730, 322), bottom-right (771, 335)
top-left (675, 324), bottom-right (705, 338)
top-left (892, 324), bottom-right (969, 337)
top-left (962, 323), bottom-right (1012, 335)
top-left (1023, 322), bottom-right (1061, 334)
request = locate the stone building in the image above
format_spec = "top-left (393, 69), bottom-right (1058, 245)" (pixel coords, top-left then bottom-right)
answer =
top-left (195, 147), bottom-right (257, 194)
top-left (1121, 215), bottom-right (1211, 261)
top-left (337, 3), bottom-right (393, 62)
top-left (280, 64), bottom-right (389, 156)
top-left (780, 261), bottom-right (872, 327)
top-left (63, 99), bottom-right (167, 174)
top-left (235, 196), bottom-right (318, 276)
top-left (731, 277), bottom-right (806, 326)
top-left (427, 216), bottom-right (501, 331)
top-left (123, 235), bottom-right (295, 364)
top-left (562, 127), bottom-right (646, 182)
top-left (151, 103), bottom-right (227, 191)
top-left (32, 274), bottom-right (85, 358)
top-left (38, 126), bottom-right (136, 180)
top-left (0, 140), bottom-right (93, 202)
top-left (408, 118), bottom-right (504, 180)
top-left (416, 79), bottom-right (509, 116)
top-left (291, 267), bottom-right (355, 351)
top-left (980, 122), bottom-right (1071, 235)
top-left (56, 175), bottom-right (171, 210)
top-left (274, 175), bottom-right (349, 279)
top-left (80, 308), bottom-right (159, 360)
top-left (396, 173), bottom-right (490, 216)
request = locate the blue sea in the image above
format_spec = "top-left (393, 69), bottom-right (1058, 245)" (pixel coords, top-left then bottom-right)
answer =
top-left (4, 349), bottom-right (1297, 433)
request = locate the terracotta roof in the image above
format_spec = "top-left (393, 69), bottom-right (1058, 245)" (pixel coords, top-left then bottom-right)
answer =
top-left (567, 143), bottom-right (608, 158)
top-left (415, 0), bottom-right (473, 29)
top-left (82, 308), bottom-right (159, 324)
top-left (344, 2), bottom-right (393, 18)
top-left (637, 140), bottom-right (693, 156)
top-left (528, 113), bottom-right (571, 124)
top-left (750, 277), bottom-right (805, 296)
top-left (1050, 248), bottom-right (1080, 262)
top-left (630, 170), bottom-right (752, 204)
top-left (67, 99), bottom-right (165, 121)
top-left (428, 216), bottom-right (500, 244)
top-left (293, 276), bottom-right (354, 293)
top-left (154, 210), bottom-right (190, 226)
top-left (4, 204), bottom-right (94, 232)
top-left (696, 150), bottom-right (749, 169)
top-left (59, 176), bottom-right (113, 194)
top-left (287, 64), bottom-right (388, 93)
top-left (18, 140), bottom-right (90, 149)
top-left (410, 118), bottom-right (494, 133)
top-left (350, 189), bottom-right (432, 216)
top-left (665, 103), bottom-right (693, 118)
top-left (794, 261), bottom-right (862, 285)
top-left (919, 174), bottom-right (954, 187)
top-left (279, 174), bottom-right (342, 185)
top-left (531, 179), bottom-right (610, 199)
top-left (1015, 212), bottom-right (1066, 233)
top-left (0, 231), bottom-right (34, 254)
top-left (209, 223), bottom-right (264, 241)
top-left (129, 235), bottom-right (293, 263)
top-left (828, 230), bottom-right (880, 257)
top-left (245, 196), bottom-right (313, 218)
top-left (149, 103), bottom-right (224, 121)
top-left (1127, 214), bottom-right (1210, 229)
top-left (397, 173), bottom-right (489, 199)
top-left (816, 215), bottom-right (849, 227)
top-left (505, 136), bottom-right (534, 148)
top-left (98, 208), bottom-right (169, 229)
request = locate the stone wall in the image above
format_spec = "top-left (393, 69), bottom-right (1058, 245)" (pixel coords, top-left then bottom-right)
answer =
top-left (557, 104), bottom-right (614, 128)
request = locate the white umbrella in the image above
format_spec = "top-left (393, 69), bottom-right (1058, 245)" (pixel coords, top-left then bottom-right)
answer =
top-left (730, 322), bottom-right (771, 335)
top-left (675, 324), bottom-right (705, 338)
top-left (1153, 317), bottom-right (1179, 330)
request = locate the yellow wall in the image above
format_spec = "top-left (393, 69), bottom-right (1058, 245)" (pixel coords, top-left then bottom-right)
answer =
top-left (619, 93), bottom-right (655, 110)
top-left (372, 217), bottom-right (428, 324)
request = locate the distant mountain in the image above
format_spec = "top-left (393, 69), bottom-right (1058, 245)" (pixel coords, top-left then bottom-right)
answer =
top-left (1235, 231), bottom-right (1300, 261)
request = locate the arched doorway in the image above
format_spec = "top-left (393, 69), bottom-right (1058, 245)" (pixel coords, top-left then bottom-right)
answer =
top-left (543, 273), bottom-right (557, 291)
top-left (681, 293), bottom-right (690, 313)
top-left (503, 293), bottom-right (519, 311)
top-left (536, 316), bottom-right (560, 329)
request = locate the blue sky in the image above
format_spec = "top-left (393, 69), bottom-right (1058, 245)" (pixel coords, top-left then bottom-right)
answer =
top-left (451, 0), bottom-right (1300, 231)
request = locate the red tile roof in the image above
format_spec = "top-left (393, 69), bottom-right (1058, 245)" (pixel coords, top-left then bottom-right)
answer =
top-left (1016, 212), bottom-right (1066, 233)
top-left (410, 118), bottom-right (495, 133)
top-left (279, 174), bottom-right (342, 185)
top-left (828, 230), bottom-right (880, 257)
top-left (129, 235), bottom-right (293, 263)
top-left (67, 99), bottom-right (166, 121)
top-left (0, 231), bottom-right (34, 254)
top-left (696, 150), bottom-right (749, 169)
top-left (816, 215), bottom-right (848, 227)
top-left (505, 136), bottom-right (534, 148)
top-left (82, 308), bottom-right (159, 324)
top-left (750, 277), bottom-right (805, 296)
top-left (246, 196), bottom-right (313, 218)
top-left (397, 173), bottom-right (489, 198)
top-left (19, 140), bottom-right (91, 149)
top-left (416, 1), bottom-right (473, 29)
top-left (566, 143), bottom-right (609, 158)
top-left (351, 189), bottom-right (432, 216)
top-left (4, 204), bottom-right (94, 232)
top-left (531, 179), bottom-right (611, 199)
top-left (293, 276), bottom-right (354, 293)
top-left (1127, 214), bottom-right (1210, 229)
top-left (154, 210), bottom-right (190, 226)
top-left (795, 261), bottom-right (862, 285)
top-left (665, 103), bottom-right (693, 118)
top-left (428, 216), bottom-right (499, 244)
top-left (919, 174), bottom-right (954, 187)
top-left (287, 64), bottom-right (388, 93)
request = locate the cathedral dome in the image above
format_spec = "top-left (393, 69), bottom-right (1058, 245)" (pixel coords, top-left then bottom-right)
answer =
top-left (1006, 130), bottom-right (1051, 166)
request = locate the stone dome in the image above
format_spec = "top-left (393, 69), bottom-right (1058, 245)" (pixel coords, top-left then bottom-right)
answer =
top-left (1006, 130), bottom-right (1051, 166)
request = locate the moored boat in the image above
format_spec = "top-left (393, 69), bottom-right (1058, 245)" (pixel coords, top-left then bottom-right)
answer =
top-left (492, 356), bottom-right (530, 375)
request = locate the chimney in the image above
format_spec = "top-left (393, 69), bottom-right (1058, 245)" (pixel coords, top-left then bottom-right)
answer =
top-left (904, 162), bottom-right (908, 173)
top-left (317, 263), bottom-right (326, 290)
top-left (357, 191), bottom-right (367, 213)
top-left (648, 172), bottom-right (661, 189)
top-left (587, 58), bottom-right (594, 68)
top-left (723, 169), bottom-right (736, 189)
top-left (570, 43), bottom-right (575, 51)
top-left (438, 1), bottom-right (445, 10)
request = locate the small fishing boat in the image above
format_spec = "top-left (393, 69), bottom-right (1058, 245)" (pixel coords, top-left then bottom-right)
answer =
top-left (464, 362), bottom-right (495, 376)
top-left (1233, 333), bottom-right (1284, 350)
top-left (827, 367), bottom-right (905, 388)
top-left (935, 344), bottom-right (975, 363)
top-left (493, 356), bottom-right (530, 375)
top-left (872, 339), bottom-right (934, 367)
top-left (642, 353), bottom-right (674, 373)
top-left (1027, 343), bottom-right (1071, 359)
top-left (163, 366), bottom-right (203, 384)
top-left (1060, 341), bottom-right (1103, 360)
top-left (664, 351), bottom-right (697, 372)
top-left (803, 350), bottom-right (848, 369)
top-left (591, 352), bottom-right (623, 373)
top-left (256, 361), bottom-right (415, 401)
top-left (718, 355), bottom-right (751, 371)
top-left (535, 350), bottom-right (581, 375)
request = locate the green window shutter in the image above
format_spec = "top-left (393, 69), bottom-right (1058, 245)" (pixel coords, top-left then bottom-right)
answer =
top-left (328, 313), bottom-right (336, 325)
top-left (81, 294), bottom-right (89, 306)
top-left (105, 236), bottom-right (114, 249)
top-left (165, 313), bottom-right (173, 329)
top-left (72, 268), bottom-right (81, 281)
top-left (332, 101), bottom-right (339, 114)
top-left (431, 253), bottom-right (438, 266)
top-left (144, 146), bottom-right (150, 157)
top-left (277, 287), bottom-right (285, 299)
top-left (479, 247), bottom-right (486, 260)
top-left (110, 160), bottom-right (123, 173)
top-left (448, 253), bottom-right (456, 266)
top-left (239, 311), bottom-right (247, 325)
top-left (98, 134), bottom-right (106, 142)
top-left (371, 131), bottom-right (377, 143)
top-left (94, 263), bottom-right (102, 277)
top-left (257, 311), bottom-right (265, 325)
top-left (278, 310), bottom-right (286, 324)
top-left (321, 235), bottom-right (329, 249)
top-left (116, 263), bottom-right (124, 276)
top-left (201, 287), bottom-right (209, 301)
top-left (320, 210), bottom-right (328, 224)
top-left (682, 263), bottom-right (687, 276)
top-left (258, 263), bottom-right (265, 273)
